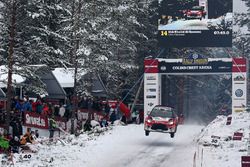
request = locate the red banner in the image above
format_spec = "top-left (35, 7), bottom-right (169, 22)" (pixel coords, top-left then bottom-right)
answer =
top-left (78, 109), bottom-right (106, 121)
top-left (24, 112), bottom-right (48, 129)
top-left (232, 57), bottom-right (247, 72)
top-left (54, 117), bottom-right (67, 130)
top-left (144, 59), bottom-right (159, 73)
top-left (24, 112), bottom-right (67, 130)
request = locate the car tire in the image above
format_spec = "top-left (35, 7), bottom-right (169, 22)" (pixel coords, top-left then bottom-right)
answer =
top-left (170, 133), bottom-right (175, 138)
top-left (174, 126), bottom-right (177, 133)
top-left (145, 130), bottom-right (149, 136)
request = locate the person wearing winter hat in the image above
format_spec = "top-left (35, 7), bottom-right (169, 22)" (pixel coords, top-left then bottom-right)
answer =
top-left (48, 115), bottom-right (57, 141)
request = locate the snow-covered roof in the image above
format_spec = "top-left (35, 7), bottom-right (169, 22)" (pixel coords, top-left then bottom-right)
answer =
top-left (52, 68), bottom-right (75, 88)
top-left (0, 65), bottom-right (26, 88)
top-left (52, 68), bottom-right (86, 88)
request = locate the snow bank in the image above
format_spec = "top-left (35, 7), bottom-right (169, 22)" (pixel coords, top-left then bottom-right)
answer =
top-left (0, 123), bottom-right (115, 167)
top-left (196, 112), bottom-right (250, 167)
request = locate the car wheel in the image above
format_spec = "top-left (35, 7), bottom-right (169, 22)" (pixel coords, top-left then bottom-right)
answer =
top-left (145, 130), bottom-right (149, 136)
top-left (174, 126), bottom-right (177, 133)
top-left (170, 133), bottom-right (175, 138)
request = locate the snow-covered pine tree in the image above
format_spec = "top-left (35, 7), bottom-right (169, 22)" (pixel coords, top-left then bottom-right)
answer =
top-left (60, 0), bottom-right (153, 99)
top-left (23, 0), bottom-right (71, 67)
top-left (234, 0), bottom-right (250, 58)
top-left (0, 0), bottom-right (71, 94)
top-left (0, 0), bottom-right (45, 131)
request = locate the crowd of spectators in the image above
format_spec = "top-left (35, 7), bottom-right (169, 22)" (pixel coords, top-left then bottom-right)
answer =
top-left (0, 95), bottom-right (122, 126)
top-left (0, 94), bottom-right (146, 155)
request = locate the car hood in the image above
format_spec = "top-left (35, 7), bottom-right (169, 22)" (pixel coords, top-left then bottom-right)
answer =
top-left (152, 117), bottom-right (171, 121)
top-left (190, 10), bottom-right (200, 13)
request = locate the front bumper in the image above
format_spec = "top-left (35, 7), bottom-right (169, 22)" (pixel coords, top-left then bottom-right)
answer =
top-left (144, 123), bottom-right (176, 133)
top-left (187, 15), bottom-right (202, 19)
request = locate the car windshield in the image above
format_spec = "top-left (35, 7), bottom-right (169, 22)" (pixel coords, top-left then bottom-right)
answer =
top-left (150, 107), bottom-right (173, 118)
top-left (192, 6), bottom-right (203, 10)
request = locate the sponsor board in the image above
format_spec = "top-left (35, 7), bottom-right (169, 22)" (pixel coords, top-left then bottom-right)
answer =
top-left (144, 57), bottom-right (247, 116)
top-left (234, 75), bottom-right (245, 81)
top-left (235, 109), bottom-right (244, 112)
top-left (25, 113), bottom-right (47, 129)
top-left (146, 76), bottom-right (157, 80)
top-left (235, 89), bottom-right (243, 97)
top-left (232, 68), bottom-right (247, 113)
top-left (146, 88), bottom-right (156, 92)
top-left (24, 112), bottom-right (67, 130)
top-left (233, 105), bottom-right (246, 108)
top-left (148, 102), bottom-right (154, 107)
top-left (146, 95), bottom-right (156, 99)
top-left (158, 58), bottom-right (232, 73)
top-left (146, 83), bottom-right (157, 85)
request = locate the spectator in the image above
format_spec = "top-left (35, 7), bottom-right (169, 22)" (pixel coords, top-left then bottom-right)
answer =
top-left (15, 99), bottom-right (25, 112)
top-left (23, 97), bottom-right (32, 112)
top-left (42, 103), bottom-right (49, 115)
top-left (83, 119), bottom-right (92, 131)
top-left (131, 110), bottom-right (137, 123)
top-left (36, 99), bottom-right (43, 114)
top-left (0, 133), bottom-right (9, 153)
top-left (9, 136), bottom-right (21, 153)
top-left (20, 128), bottom-right (35, 145)
top-left (10, 118), bottom-right (22, 139)
top-left (139, 109), bottom-right (144, 124)
top-left (48, 115), bottom-right (57, 141)
top-left (48, 102), bottom-right (54, 117)
top-left (35, 130), bottom-right (39, 138)
top-left (104, 102), bottom-right (110, 115)
top-left (59, 104), bottom-right (66, 117)
top-left (121, 114), bottom-right (127, 125)
top-left (54, 105), bottom-right (59, 116)
top-left (100, 118), bottom-right (108, 127)
top-left (11, 96), bottom-right (19, 111)
top-left (109, 111), bottom-right (116, 125)
top-left (31, 100), bottom-right (36, 112)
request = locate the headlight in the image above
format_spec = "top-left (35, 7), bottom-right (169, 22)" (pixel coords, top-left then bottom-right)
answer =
top-left (147, 119), bottom-right (152, 123)
top-left (168, 120), bottom-right (174, 125)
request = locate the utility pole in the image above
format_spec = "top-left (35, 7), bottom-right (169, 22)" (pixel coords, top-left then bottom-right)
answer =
top-left (130, 77), bottom-right (143, 119)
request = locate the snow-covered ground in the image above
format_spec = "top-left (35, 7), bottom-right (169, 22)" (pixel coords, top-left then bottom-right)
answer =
top-left (1, 123), bottom-right (204, 167)
top-left (159, 19), bottom-right (209, 30)
top-left (2, 112), bottom-right (250, 167)
top-left (197, 112), bottom-right (250, 167)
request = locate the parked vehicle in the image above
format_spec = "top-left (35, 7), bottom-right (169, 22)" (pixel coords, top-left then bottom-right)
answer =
top-left (186, 6), bottom-right (206, 20)
top-left (144, 105), bottom-right (178, 138)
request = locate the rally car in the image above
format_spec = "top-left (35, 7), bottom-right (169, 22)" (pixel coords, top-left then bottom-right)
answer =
top-left (144, 105), bottom-right (178, 138)
top-left (186, 6), bottom-right (206, 20)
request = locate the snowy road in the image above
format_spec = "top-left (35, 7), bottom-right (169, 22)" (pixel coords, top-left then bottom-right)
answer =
top-left (80, 124), bottom-right (204, 167)
top-left (11, 124), bottom-right (204, 167)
